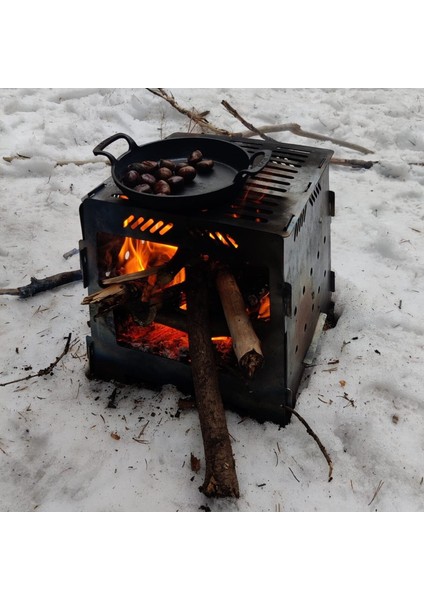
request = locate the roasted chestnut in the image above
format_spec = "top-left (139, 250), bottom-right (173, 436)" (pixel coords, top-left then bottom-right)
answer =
top-left (134, 183), bottom-right (152, 194)
top-left (178, 165), bottom-right (197, 182)
top-left (127, 162), bottom-right (145, 173)
top-left (139, 160), bottom-right (158, 173)
top-left (188, 149), bottom-right (203, 165)
top-left (167, 175), bottom-right (185, 192)
top-left (155, 167), bottom-right (173, 180)
top-left (122, 169), bottom-right (140, 186)
top-left (140, 173), bottom-right (157, 186)
top-left (153, 180), bottom-right (171, 195)
top-left (159, 159), bottom-right (176, 171)
top-left (175, 162), bottom-right (189, 173)
top-left (195, 159), bottom-right (214, 172)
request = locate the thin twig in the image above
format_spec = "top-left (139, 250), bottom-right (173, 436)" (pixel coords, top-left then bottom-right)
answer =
top-left (0, 334), bottom-right (72, 387)
top-left (284, 405), bottom-right (334, 482)
top-left (146, 88), bottom-right (232, 137)
top-left (221, 100), bottom-right (277, 142)
top-left (368, 480), bottom-right (384, 506)
top-left (288, 467), bottom-right (300, 482)
top-left (3, 155), bottom-right (107, 166)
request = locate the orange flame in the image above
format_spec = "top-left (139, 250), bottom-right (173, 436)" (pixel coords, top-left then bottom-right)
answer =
top-left (117, 237), bottom-right (185, 286)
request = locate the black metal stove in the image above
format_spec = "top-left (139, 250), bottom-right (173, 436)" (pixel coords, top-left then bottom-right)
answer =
top-left (79, 134), bottom-right (335, 425)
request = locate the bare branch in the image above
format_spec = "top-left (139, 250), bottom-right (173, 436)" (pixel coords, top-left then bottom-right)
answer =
top-left (146, 88), bottom-right (232, 137)
top-left (3, 155), bottom-right (107, 166)
top-left (221, 100), bottom-right (277, 142)
top-left (284, 405), bottom-right (334, 482)
top-left (0, 334), bottom-right (72, 387)
top-left (0, 270), bottom-right (82, 298)
top-left (222, 101), bottom-right (374, 155)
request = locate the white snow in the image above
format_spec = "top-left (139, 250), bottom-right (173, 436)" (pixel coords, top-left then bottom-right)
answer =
top-left (1, 88), bottom-right (424, 516)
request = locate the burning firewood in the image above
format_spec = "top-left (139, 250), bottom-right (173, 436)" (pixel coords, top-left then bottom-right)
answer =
top-left (81, 248), bottom-right (190, 315)
top-left (186, 261), bottom-right (240, 499)
top-left (215, 265), bottom-right (264, 378)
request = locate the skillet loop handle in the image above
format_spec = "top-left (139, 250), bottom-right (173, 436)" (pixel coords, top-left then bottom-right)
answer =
top-left (93, 132), bottom-right (139, 166)
top-left (233, 149), bottom-right (272, 185)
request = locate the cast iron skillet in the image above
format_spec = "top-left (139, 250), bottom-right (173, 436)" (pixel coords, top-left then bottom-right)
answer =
top-left (93, 133), bottom-right (272, 210)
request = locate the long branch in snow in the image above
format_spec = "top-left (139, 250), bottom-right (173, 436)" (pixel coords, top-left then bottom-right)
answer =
top-left (2, 155), bottom-right (107, 166)
top-left (0, 333), bottom-right (72, 387)
top-left (222, 100), bottom-right (374, 155)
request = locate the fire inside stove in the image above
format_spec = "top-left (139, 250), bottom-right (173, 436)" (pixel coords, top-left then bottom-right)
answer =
top-left (96, 231), bottom-right (270, 364)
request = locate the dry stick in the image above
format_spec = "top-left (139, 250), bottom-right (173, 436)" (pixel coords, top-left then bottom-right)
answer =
top-left (221, 100), bottom-right (277, 143)
top-left (215, 265), bottom-right (264, 378)
top-left (368, 480), bottom-right (384, 506)
top-left (2, 155), bottom-right (108, 166)
top-left (283, 405), bottom-right (334, 482)
top-left (185, 262), bottom-right (240, 498)
top-left (330, 157), bottom-right (377, 169)
top-left (0, 333), bottom-right (72, 387)
top-left (0, 270), bottom-right (82, 298)
top-left (146, 88), bottom-right (232, 137)
top-left (222, 100), bottom-right (374, 155)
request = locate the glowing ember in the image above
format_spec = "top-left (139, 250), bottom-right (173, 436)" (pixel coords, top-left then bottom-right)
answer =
top-left (116, 315), bottom-right (234, 363)
top-left (258, 293), bottom-right (270, 320)
top-left (117, 318), bottom-right (189, 360)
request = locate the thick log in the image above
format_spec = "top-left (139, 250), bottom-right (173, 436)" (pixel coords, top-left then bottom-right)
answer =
top-left (185, 262), bottom-right (240, 499)
top-left (215, 265), bottom-right (264, 378)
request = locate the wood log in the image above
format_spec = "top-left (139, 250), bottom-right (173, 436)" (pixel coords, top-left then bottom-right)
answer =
top-left (185, 262), bottom-right (240, 499)
top-left (0, 270), bottom-right (82, 298)
top-left (215, 265), bottom-right (264, 378)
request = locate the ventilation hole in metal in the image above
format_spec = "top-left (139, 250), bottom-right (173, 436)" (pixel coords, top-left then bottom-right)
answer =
top-left (130, 217), bottom-right (145, 230)
top-left (294, 306), bottom-right (298, 316)
top-left (123, 215), bottom-right (135, 227)
top-left (140, 218), bottom-right (155, 232)
top-left (158, 223), bottom-right (174, 235)
top-left (302, 286), bottom-right (306, 295)
top-left (304, 323), bottom-right (307, 332)
top-left (150, 220), bottom-right (165, 233)
top-left (310, 267), bottom-right (313, 275)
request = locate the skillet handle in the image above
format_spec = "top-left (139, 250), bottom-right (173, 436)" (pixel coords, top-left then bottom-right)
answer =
top-left (93, 132), bottom-right (139, 166)
top-left (234, 149), bottom-right (272, 185)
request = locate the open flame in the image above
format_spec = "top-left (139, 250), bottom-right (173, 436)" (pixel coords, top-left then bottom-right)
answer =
top-left (113, 236), bottom-right (233, 362)
top-left (117, 237), bottom-right (185, 286)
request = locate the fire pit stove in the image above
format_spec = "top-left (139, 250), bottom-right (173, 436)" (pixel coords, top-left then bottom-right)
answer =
top-left (79, 134), bottom-right (335, 425)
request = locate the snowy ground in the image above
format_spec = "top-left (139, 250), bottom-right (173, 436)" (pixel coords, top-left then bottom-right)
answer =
top-left (1, 88), bottom-right (424, 512)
